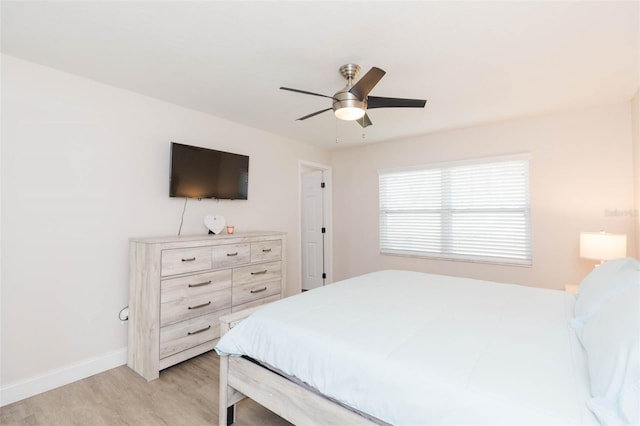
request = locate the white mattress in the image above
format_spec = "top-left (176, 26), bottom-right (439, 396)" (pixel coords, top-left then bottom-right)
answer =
top-left (216, 270), bottom-right (598, 425)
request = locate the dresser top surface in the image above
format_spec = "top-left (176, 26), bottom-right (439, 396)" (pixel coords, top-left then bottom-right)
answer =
top-left (130, 231), bottom-right (286, 245)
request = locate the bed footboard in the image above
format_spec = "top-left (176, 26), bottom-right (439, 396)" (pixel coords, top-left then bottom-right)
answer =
top-left (219, 307), bottom-right (263, 426)
top-left (218, 306), bottom-right (375, 426)
top-left (227, 356), bottom-right (373, 425)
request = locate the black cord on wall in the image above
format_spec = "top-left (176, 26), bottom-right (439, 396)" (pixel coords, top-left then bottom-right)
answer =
top-left (119, 306), bottom-right (129, 321)
top-left (178, 197), bottom-right (188, 236)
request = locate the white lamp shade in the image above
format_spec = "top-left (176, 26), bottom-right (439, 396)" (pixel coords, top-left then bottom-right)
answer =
top-left (579, 231), bottom-right (627, 261)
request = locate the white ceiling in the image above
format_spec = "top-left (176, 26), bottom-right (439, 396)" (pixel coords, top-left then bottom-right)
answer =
top-left (2, 1), bottom-right (638, 149)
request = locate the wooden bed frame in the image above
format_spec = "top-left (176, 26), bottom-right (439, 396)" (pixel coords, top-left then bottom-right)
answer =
top-left (218, 307), bottom-right (375, 426)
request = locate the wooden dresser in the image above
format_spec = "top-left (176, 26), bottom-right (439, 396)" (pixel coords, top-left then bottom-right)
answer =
top-left (128, 231), bottom-right (286, 381)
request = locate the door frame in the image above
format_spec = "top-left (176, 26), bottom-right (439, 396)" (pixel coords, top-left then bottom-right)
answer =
top-left (298, 160), bottom-right (333, 290)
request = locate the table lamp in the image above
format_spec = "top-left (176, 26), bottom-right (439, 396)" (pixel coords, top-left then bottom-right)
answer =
top-left (579, 231), bottom-right (627, 265)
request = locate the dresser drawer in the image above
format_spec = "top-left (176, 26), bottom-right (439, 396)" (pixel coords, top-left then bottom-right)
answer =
top-left (232, 294), bottom-right (280, 313)
top-left (159, 310), bottom-right (229, 359)
top-left (160, 276), bottom-right (231, 327)
top-left (161, 270), bottom-right (231, 304)
top-left (161, 247), bottom-right (211, 277)
top-left (212, 243), bottom-right (250, 269)
top-left (232, 280), bottom-right (281, 307)
top-left (232, 261), bottom-right (282, 286)
top-left (251, 240), bottom-right (282, 262)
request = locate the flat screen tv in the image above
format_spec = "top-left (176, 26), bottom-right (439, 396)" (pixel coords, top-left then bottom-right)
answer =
top-left (170, 142), bottom-right (249, 200)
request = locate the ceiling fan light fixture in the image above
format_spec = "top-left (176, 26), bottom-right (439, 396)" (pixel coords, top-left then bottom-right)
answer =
top-left (334, 106), bottom-right (366, 121)
top-left (332, 90), bottom-right (367, 121)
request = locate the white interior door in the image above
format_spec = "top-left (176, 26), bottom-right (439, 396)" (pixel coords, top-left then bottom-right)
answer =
top-left (301, 170), bottom-right (324, 290)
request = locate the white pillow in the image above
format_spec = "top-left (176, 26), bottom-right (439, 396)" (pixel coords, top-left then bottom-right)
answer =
top-left (581, 284), bottom-right (639, 424)
top-left (573, 258), bottom-right (640, 329)
top-left (617, 344), bottom-right (640, 425)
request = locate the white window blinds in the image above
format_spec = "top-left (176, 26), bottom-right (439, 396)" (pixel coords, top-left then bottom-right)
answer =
top-left (379, 156), bottom-right (531, 265)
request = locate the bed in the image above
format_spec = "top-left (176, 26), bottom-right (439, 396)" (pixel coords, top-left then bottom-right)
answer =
top-left (215, 261), bottom-right (639, 425)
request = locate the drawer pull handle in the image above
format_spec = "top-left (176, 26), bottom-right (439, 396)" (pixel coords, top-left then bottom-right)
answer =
top-left (251, 270), bottom-right (268, 275)
top-left (250, 287), bottom-right (268, 294)
top-left (181, 257), bottom-right (196, 262)
top-left (226, 252), bottom-right (238, 257)
top-left (188, 280), bottom-right (212, 288)
top-left (262, 248), bottom-right (272, 253)
top-left (187, 325), bottom-right (211, 336)
top-left (188, 301), bottom-right (211, 310)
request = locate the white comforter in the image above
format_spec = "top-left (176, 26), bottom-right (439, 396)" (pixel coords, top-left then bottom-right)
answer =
top-left (216, 270), bottom-right (597, 425)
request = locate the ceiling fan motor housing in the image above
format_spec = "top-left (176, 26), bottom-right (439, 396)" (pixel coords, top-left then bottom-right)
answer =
top-left (332, 90), bottom-right (367, 114)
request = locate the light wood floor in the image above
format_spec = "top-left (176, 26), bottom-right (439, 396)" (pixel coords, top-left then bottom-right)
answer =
top-left (1, 351), bottom-right (292, 426)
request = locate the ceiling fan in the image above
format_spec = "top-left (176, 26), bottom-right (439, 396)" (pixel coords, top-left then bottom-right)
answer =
top-left (280, 64), bottom-right (427, 128)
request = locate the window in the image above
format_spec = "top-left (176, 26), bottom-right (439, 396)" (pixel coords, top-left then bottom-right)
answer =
top-left (379, 155), bottom-right (531, 265)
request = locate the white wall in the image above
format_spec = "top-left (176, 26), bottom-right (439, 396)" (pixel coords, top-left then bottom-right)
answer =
top-left (632, 91), bottom-right (639, 256)
top-left (0, 55), bottom-right (329, 402)
top-left (331, 102), bottom-right (636, 289)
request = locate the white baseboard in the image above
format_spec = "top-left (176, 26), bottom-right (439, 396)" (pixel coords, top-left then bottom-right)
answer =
top-left (1, 348), bottom-right (127, 407)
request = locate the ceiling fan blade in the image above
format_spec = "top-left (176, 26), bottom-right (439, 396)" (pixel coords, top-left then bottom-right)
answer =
top-left (297, 108), bottom-right (332, 121)
top-left (367, 96), bottom-right (427, 109)
top-left (356, 113), bottom-right (372, 128)
top-left (280, 87), bottom-right (335, 100)
top-left (349, 67), bottom-right (386, 100)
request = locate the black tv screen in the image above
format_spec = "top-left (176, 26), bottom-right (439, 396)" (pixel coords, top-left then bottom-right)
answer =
top-left (170, 142), bottom-right (249, 200)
